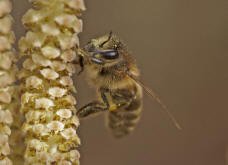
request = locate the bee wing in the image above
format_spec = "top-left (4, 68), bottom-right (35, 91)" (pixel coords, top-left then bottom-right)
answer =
top-left (126, 70), bottom-right (182, 130)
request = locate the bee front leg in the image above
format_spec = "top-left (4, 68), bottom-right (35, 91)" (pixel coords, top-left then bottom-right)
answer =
top-left (72, 55), bottom-right (84, 75)
top-left (73, 48), bottom-right (87, 75)
top-left (77, 88), bottom-right (110, 119)
top-left (77, 55), bottom-right (84, 75)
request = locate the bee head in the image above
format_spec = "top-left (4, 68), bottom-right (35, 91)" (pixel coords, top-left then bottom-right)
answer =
top-left (83, 32), bottom-right (122, 66)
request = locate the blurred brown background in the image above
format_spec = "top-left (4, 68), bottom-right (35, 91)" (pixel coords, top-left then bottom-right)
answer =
top-left (12, 0), bottom-right (228, 165)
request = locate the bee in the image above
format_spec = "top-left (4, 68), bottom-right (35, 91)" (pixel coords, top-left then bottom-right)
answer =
top-left (75, 32), bottom-right (181, 138)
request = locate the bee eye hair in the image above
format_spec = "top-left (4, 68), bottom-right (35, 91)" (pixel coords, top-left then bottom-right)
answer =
top-left (100, 50), bottom-right (119, 60)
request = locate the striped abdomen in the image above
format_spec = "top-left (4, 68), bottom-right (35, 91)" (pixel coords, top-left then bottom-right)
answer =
top-left (106, 85), bottom-right (142, 138)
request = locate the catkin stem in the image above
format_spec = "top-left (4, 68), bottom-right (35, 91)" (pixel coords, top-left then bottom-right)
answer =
top-left (18, 0), bottom-right (85, 164)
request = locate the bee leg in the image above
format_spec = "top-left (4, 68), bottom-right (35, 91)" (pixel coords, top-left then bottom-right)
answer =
top-left (72, 55), bottom-right (84, 75)
top-left (111, 89), bottom-right (135, 108)
top-left (77, 88), bottom-right (110, 119)
top-left (77, 55), bottom-right (84, 75)
top-left (76, 101), bottom-right (105, 119)
top-left (72, 48), bottom-right (87, 75)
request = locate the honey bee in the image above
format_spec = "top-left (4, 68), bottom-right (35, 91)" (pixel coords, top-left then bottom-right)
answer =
top-left (75, 32), bottom-right (181, 138)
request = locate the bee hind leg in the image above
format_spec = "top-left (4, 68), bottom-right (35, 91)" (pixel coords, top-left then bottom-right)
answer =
top-left (76, 88), bottom-right (110, 119)
top-left (111, 89), bottom-right (135, 108)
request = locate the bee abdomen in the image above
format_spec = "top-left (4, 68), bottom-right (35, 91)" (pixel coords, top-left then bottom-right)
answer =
top-left (106, 97), bottom-right (142, 138)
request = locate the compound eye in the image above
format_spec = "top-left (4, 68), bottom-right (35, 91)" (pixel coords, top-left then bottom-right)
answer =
top-left (100, 50), bottom-right (119, 60)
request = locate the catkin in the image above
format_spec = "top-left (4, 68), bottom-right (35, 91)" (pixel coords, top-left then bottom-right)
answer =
top-left (0, 0), bottom-right (24, 164)
top-left (18, 0), bottom-right (85, 164)
top-left (0, 0), bottom-right (17, 164)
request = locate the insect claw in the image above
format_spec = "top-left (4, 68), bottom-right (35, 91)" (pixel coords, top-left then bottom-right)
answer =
top-left (77, 69), bottom-right (84, 76)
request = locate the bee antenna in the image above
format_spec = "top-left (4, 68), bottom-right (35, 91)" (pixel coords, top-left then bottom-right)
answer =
top-left (109, 31), bottom-right (113, 37)
top-left (126, 70), bottom-right (182, 130)
top-left (100, 31), bottom-right (113, 47)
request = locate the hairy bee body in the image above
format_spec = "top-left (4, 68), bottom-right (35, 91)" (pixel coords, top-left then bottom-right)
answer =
top-left (85, 53), bottom-right (143, 137)
top-left (76, 33), bottom-right (181, 138)
top-left (76, 33), bottom-right (181, 137)
top-left (76, 33), bottom-right (143, 138)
